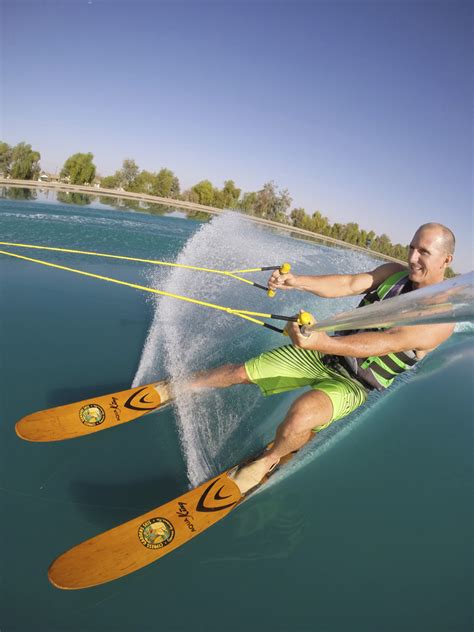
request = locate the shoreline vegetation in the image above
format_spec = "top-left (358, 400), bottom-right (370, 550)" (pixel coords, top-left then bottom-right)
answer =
top-left (1, 178), bottom-right (403, 266)
top-left (0, 143), bottom-right (456, 275)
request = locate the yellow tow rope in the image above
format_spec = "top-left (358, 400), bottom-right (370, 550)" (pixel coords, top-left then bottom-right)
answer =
top-left (0, 241), bottom-right (272, 287)
top-left (0, 242), bottom-right (314, 333)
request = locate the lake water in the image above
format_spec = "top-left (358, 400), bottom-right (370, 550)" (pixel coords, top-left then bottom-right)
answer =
top-left (0, 190), bottom-right (472, 632)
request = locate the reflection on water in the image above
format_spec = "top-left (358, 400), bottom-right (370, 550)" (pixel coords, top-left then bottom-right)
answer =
top-left (202, 490), bottom-right (306, 564)
top-left (56, 191), bottom-right (92, 206)
top-left (0, 185), bottom-right (212, 219)
top-left (0, 186), bottom-right (38, 200)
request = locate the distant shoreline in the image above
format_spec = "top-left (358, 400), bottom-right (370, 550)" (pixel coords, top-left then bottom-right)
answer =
top-left (0, 178), bottom-right (404, 265)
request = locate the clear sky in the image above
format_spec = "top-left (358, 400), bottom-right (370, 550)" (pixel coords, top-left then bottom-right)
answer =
top-left (2, 0), bottom-right (472, 272)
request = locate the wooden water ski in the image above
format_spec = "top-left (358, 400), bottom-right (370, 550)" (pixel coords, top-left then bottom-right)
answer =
top-left (48, 447), bottom-right (294, 590)
top-left (15, 381), bottom-right (171, 442)
top-left (49, 470), bottom-right (243, 589)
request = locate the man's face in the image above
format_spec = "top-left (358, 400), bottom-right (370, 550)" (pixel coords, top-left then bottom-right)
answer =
top-left (407, 228), bottom-right (452, 287)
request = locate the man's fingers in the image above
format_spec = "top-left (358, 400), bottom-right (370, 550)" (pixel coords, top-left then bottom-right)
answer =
top-left (268, 272), bottom-right (292, 290)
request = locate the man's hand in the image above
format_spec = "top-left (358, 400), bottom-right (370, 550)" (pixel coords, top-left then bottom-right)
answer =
top-left (285, 313), bottom-right (329, 350)
top-left (267, 270), bottom-right (298, 292)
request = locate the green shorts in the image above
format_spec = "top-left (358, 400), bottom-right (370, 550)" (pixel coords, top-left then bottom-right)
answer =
top-left (244, 345), bottom-right (368, 431)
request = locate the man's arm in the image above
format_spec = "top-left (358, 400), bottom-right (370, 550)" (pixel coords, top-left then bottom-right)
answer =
top-left (268, 262), bottom-right (405, 298)
top-left (287, 321), bottom-right (455, 357)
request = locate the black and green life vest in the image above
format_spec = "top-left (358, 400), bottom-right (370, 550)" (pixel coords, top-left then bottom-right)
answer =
top-left (341, 270), bottom-right (418, 390)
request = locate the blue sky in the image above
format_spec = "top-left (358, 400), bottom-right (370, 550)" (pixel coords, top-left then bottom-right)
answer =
top-left (2, 0), bottom-right (472, 271)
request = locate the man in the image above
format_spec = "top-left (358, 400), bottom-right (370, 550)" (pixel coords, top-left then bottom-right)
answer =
top-left (188, 223), bottom-right (456, 493)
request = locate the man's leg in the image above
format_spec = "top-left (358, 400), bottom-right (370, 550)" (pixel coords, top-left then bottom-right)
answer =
top-left (188, 364), bottom-right (251, 390)
top-left (231, 389), bottom-right (334, 494)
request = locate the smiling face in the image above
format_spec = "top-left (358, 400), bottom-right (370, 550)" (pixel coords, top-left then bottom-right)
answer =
top-left (407, 226), bottom-right (454, 288)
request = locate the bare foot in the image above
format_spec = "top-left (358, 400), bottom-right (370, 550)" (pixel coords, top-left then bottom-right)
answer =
top-left (230, 455), bottom-right (280, 495)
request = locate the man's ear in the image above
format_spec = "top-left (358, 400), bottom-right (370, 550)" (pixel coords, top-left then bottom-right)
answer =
top-left (443, 254), bottom-right (453, 268)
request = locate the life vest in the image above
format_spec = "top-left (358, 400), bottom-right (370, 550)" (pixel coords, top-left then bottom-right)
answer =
top-left (340, 270), bottom-right (418, 390)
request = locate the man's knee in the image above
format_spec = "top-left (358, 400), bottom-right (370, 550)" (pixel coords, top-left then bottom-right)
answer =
top-left (231, 363), bottom-right (252, 383)
top-left (282, 390), bottom-right (333, 435)
top-left (216, 363), bottom-right (251, 385)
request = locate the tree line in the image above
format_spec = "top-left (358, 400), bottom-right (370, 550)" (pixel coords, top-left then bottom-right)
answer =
top-left (0, 140), bottom-right (455, 276)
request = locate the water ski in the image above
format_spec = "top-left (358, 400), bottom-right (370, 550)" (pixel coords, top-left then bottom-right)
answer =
top-left (15, 381), bottom-right (171, 442)
top-left (49, 445), bottom-right (294, 589)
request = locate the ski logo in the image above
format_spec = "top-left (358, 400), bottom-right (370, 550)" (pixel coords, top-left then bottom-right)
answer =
top-left (196, 478), bottom-right (239, 513)
top-left (176, 502), bottom-right (196, 533)
top-left (79, 404), bottom-right (106, 427)
top-left (124, 387), bottom-right (160, 412)
top-left (109, 396), bottom-right (121, 422)
top-left (138, 517), bottom-right (175, 550)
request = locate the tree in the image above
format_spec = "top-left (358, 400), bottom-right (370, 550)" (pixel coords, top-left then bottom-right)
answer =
top-left (342, 222), bottom-right (360, 245)
top-left (100, 159), bottom-right (139, 190)
top-left (290, 207), bottom-right (308, 228)
top-left (238, 191), bottom-right (258, 214)
top-left (181, 188), bottom-right (200, 204)
top-left (253, 181), bottom-right (292, 222)
top-left (154, 168), bottom-right (180, 198)
top-left (221, 180), bottom-right (241, 208)
top-left (120, 159), bottom-right (139, 188)
top-left (392, 243), bottom-right (408, 260)
top-left (211, 189), bottom-right (226, 208)
top-left (373, 233), bottom-right (392, 255)
top-left (0, 141), bottom-right (12, 176)
top-left (191, 180), bottom-right (216, 206)
top-left (330, 223), bottom-right (343, 240)
top-left (365, 230), bottom-right (376, 248)
top-left (128, 170), bottom-right (156, 194)
top-left (61, 152), bottom-right (96, 185)
top-left (100, 174), bottom-right (119, 189)
top-left (10, 142), bottom-right (41, 180)
top-left (358, 229), bottom-right (368, 248)
top-left (309, 210), bottom-right (331, 235)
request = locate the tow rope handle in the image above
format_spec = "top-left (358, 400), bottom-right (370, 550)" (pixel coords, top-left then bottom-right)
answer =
top-left (267, 262), bottom-right (291, 298)
top-left (267, 310), bottom-right (315, 336)
top-left (298, 311), bottom-right (315, 338)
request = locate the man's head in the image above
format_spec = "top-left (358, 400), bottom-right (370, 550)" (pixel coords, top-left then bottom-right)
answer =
top-left (408, 223), bottom-right (455, 287)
